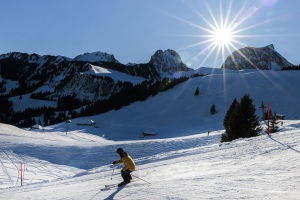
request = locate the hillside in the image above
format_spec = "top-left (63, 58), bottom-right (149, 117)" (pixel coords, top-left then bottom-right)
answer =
top-left (0, 121), bottom-right (299, 199)
top-left (0, 68), bottom-right (300, 199)
top-left (4, 69), bottom-right (300, 141)
top-left (47, 69), bottom-right (299, 141)
top-left (0, 45), bottom-right (294, 128)
top-left (0, 50), bottom-right (192, 127)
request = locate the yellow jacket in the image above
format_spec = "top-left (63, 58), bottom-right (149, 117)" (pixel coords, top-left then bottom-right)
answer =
top-left (115, 152), bottom-right (136, 172)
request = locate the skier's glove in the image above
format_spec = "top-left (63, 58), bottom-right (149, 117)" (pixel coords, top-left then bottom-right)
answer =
top-left (113, 161), bottom-right (117, 164)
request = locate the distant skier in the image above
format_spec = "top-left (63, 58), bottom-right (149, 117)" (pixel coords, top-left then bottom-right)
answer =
top-left (113, 148), bottom-right (136, 186)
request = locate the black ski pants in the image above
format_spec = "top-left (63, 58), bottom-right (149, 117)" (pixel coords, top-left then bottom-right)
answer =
top-left (121, 169), bottom-right (132, 183)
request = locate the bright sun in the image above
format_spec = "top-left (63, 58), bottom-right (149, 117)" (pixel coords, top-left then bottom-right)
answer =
top-left (212, 27), bottom-right (233, 46)
top-left (174, 0), bottom-right (268, 67)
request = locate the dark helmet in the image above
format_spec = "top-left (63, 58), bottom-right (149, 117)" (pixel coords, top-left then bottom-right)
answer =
top-left (116, 148), bottom-right (124, 155)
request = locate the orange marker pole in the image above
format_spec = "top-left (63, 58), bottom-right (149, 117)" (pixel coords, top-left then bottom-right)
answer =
top-left (20, 162), bottom-right (22, 186)
top-left (267, 103), bottom-right (270, 135)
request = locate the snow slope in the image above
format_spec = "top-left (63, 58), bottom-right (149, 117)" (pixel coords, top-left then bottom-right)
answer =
top-left (51, 69), bottom-right (300, 141)
top-left (1, 69), bottom-right (300, 199)
top-left (84, 64), bottom-right (145, 84)
top-left (10, 93), bottom-right (57, 112)
top-left (0, 121), bottom-right (299, 199)
top-left (7, 68), bottom-right (300, 120)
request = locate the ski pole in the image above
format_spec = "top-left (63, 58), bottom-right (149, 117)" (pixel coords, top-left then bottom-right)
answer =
top-left (131, 174), bottom-right (151, 185)
top-left (111, 164), bottom-right (115, 180)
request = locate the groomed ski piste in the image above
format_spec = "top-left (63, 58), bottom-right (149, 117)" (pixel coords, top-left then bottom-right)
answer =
top-left (0, 121), bottom-right (299, 199)
top-left (0, 69), bottom-right (300, 199)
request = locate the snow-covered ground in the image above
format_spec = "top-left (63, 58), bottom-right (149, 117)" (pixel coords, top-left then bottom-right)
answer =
top-left (7, 68), bottom-right (300, 120)
top-left (62, 69), bottom-right (300, 141)
top-left (1, 69), bottom-right (300, 199)
top-left (0, 121), bottom-right (299, 199)
top-left (86, 64), bottom-right (145, 84)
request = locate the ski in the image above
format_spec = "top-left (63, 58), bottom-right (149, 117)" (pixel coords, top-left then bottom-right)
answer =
top-left (105, 184), bottom-right (118, 188)
top-left (101, 183), bottom-right (125, 191)
top-left (100, 184), bottom-right (117, 191)
top-left (101, 180), bottom-right (136, 191)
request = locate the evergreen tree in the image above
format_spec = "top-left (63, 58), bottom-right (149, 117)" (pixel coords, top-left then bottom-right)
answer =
top-left (43, 117), bottom-right (49, 126)
top-left (264, 109), bottom-right (273, 121)
top-left (210, 104), bottom-right (216, 115)
top-left (221, 94), bottom-right (261, 142)
top-left (194, 87), bottom-right (199, 96)
top-left (222, 98), bottom-right (240, 142)
top-left (259, 101), bottom-right (265, 120)
top-left (238, 94), bottom-right (261, 138)
top-left (270, 112), bottom-right (280, 133)
top-left (22, 117), bottom-right (35, 127)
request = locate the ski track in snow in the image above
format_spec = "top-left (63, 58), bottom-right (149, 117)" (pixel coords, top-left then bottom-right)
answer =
top-left (0, 141), bottom-right (24, 188)
top-left (0, 123), bottom-right (299, 199)
top-left (1, 131), bottom-right (220, 171)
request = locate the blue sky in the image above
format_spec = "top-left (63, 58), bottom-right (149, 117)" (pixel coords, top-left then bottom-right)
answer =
top-left (1, 0), bottom-right (299, 68)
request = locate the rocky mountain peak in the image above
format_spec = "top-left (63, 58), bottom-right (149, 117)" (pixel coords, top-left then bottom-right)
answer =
top-left (267, 44), bottom-right (275, 50)
top-left (222, 44), bottom-right (293, 70)
top-left (149, 49), bottom-right (192, 76)
top-left (73, 51), bottom-right (120, 63)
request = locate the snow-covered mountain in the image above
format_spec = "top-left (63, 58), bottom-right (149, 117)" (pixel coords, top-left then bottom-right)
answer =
top-left (0, 46), bottom-right (297, 129)
top-left (0, 97), bottom-right (300, 199)
top-left (5, 68), bottom-right (300, 139)
top-left (1, 46), bottom-right (300, 199)
top-left (0, 50), bottom-right (185, 127)
top-left (149, 49), bottom-right (194, 77)
top-left (74, 69), bottom-right (300, 140)
top-left (0, 50), bottom-right (192, 103)
top-left (73, 51), bottom-right (120, 63)
top-left (222, 44), bottom-right (293, 70)
top-left (0, 52), bottom-right (160, 102)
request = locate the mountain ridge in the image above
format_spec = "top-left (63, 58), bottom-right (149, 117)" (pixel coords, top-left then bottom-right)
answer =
top-left (73, 51), bottom-right (120, 63)
top-left (0, 45), bottom-right (297, 128)
top-left (0, 49), bottom-right (191, 127)
top-left (222, 44), bottom-right (293, 70)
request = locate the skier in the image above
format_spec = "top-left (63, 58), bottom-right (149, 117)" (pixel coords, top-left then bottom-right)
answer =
top-left (113, 148), bottom-right (136, 186)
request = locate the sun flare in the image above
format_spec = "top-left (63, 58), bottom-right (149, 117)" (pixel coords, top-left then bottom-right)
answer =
top-left (212, 27), bottom-right (234, 46)
top-left (174, 0), bottom-right (272, 68)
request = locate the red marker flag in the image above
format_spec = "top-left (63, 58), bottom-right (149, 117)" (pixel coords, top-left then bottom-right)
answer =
top-left (267, 103), bottom-right (270, 135)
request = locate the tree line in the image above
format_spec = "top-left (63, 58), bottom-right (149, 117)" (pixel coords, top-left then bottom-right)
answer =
top-left (0, 77), bottom-right (188, 128)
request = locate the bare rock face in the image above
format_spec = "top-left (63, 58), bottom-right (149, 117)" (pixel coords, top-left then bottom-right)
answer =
top-left (222, 44), bottom-right (293, 70)
top-left (149, 49), bottom-right (193, 76)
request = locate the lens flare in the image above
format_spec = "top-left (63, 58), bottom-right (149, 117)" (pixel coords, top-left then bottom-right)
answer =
top-left (171, 0), bottom-right (278, 68)
top-left (213, 27), bottom-right (233, 46)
